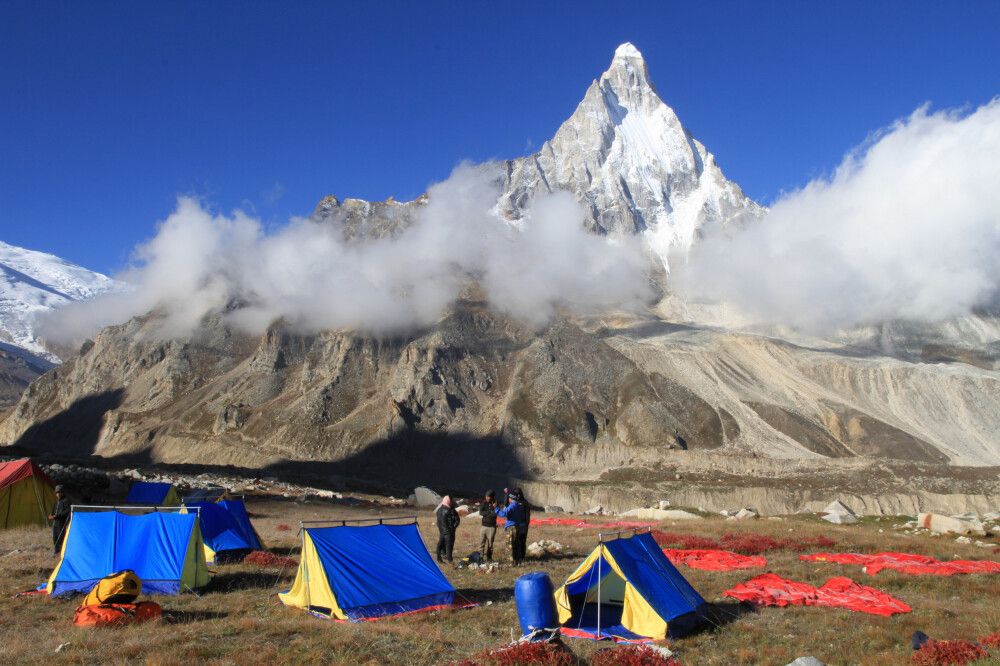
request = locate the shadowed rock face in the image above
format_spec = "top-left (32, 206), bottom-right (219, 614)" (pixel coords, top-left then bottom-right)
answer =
top-left (4, 293), bottom-right (998, 502)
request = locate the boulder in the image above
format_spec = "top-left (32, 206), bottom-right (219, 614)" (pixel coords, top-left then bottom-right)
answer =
top-left (729, 508), bottom-right (760, 521)
top-left (622, 509), bottom-right (701, 520)
top-left (823, 500), bottom-right (857, 517)
top-left (821, 500), bottom-right (858, 524)
top-left (526, 540), bottom-right (564, 558)
top-left (917, 512), bottom-right (985, 536)
top-left (786, 658), bottom-right (825, 666)
top-left (544, 506), bottom-right (565, 514)
top-left (413, 486), bottom-right (442, 508)
top-left (657, 500), bottom-right (671, 510)
top-left (583, 506), bottom-right (604, 516)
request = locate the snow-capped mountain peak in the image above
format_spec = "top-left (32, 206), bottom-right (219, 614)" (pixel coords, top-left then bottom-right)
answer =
top-left (0, 240), bottom-right (116, 361)
top-left (499, 42), bottom-right (764, 267)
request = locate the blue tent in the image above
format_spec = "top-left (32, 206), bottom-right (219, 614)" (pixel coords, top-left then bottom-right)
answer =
top-left (555, 531), bottom-right (706, 641)
top-left (185, 499), bottom-right (262, 563)
top-left (47, 510), bottom-right (210, 596)
top-left (182, 487), bottom-right (228, 503)
top-left (279, 522), bottom-right (456, 620)
top-left (125, 481), bottom-right (179, 506)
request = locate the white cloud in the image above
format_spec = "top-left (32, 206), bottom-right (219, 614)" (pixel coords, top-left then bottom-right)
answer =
top-left (42, 163), bottom-right (653, 343)
top-left (674, 99), bottom-right (1000, 331)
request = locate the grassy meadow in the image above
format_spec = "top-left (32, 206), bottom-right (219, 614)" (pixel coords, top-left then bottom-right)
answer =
top-left (1, 499), bottom-right (998, 665)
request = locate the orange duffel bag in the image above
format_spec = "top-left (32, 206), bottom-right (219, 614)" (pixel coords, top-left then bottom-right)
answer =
top-left (73, 601), bottom-right (162, 628)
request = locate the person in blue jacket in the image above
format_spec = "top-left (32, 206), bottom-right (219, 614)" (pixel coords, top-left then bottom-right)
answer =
top-left (496, 488), bottom-right (530, 565)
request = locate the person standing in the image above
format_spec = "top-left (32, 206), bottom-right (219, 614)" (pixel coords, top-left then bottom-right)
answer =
top-left (48, 485), bottom-right (71, 555)
top-left (478, 490), bottom-right (498, 561)
top-left (496, 488), bottom-right (529, 565)
top-left (435, 495), bottom-right (460, 564)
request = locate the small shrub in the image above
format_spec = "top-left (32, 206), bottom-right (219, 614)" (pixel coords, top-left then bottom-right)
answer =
top-left (452, 641), bottom-right (575, 666)
top-left (591, 644), bottom-right (681, 665)
top-left (979, 632), bottom-right (1000, 648)
top-left (243, 550), bottom-right (297, 568)
top-left (912, 639), bottom-right (987, 666)
top-left (275, 524), bottom-right (291, 532)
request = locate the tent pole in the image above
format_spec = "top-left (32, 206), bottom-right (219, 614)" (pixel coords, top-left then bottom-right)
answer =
top-left (596, 544), bottom-right (602, 637)
top-left (302, 527), bottom-right (311, 612)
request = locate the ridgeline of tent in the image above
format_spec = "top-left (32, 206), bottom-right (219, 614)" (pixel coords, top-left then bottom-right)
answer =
top-left (0, 458), bottom-right (56, 529)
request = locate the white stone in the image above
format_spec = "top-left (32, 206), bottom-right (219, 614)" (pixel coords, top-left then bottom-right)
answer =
top-left (918, 512), bottom-right (985, 536)
top-left (823, 500), bottom-right (857, 517)
top-left (584, 506), bottom-right (604, 515)
top-left (413, 486), bottom-right (442, 508)
top-left (526, 540), bottom-right (564, 558)
top-left (729, 508), bottom-right (759, 521)
top-left (657, 500), bottom-right (671, 510)
top-left (786, 658), bottom-right (825, 666)
top-left (822, 512), bottom-right (858, 525)
top-left (544, 506), bottom-right (565, 513)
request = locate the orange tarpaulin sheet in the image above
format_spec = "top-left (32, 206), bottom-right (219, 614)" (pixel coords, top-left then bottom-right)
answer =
top-left (801, 552), bottom-right (1000, 576)
top-left (723, 573), bottom-right (911, 616)
top-left (662, 548), bottom-right (767, 571)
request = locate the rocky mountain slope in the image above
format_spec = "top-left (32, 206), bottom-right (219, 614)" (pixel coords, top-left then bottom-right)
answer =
top-left (1, 44), bottom-right (997, 512)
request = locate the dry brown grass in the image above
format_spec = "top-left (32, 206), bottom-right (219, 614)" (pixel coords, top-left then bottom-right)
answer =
top-left (0, 502), bottom-right (997, 665)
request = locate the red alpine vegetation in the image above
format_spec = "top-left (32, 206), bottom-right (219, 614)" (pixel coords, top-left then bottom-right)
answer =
top-left (243, 550), bottom-right (297, 568)
top-left (591, 644), bottom-right (682, 665)
top-left (451, 641), bottom-right (574, 666)
top-left (275, 523), bottom-right (291, 531)
top-left (912, 639), bottom-right (988, 665)
top-left (650, 531), bottom-right (720, 550)
top-left (979, 632), bottom-right (1000, 648)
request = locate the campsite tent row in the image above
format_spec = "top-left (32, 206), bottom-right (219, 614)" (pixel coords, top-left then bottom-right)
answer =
top-left (26, 466), bottom-right (705, 639)
top-left (48, 508), bottom-right (703, 639)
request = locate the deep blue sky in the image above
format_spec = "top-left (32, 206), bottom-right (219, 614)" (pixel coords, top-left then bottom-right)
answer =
top-left (2, 1), bottom-right (998, 275)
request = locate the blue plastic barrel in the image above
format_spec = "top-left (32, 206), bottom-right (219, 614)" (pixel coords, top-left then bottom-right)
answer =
top-left (514, 572), bottom-right (558, 633)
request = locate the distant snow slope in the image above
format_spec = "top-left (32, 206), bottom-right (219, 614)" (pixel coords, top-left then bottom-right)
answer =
top-left (0, 240), bottom-right (116, 361)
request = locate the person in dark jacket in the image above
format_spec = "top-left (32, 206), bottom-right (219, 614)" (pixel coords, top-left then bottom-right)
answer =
top-left (48, 485), bottom-right (71, 555)
top-left (496, 488), bottom-right (530, 565)
top-left (478, 490), bottom-right (498, 561)
top-left (435, 495), bottom-right (460, 563)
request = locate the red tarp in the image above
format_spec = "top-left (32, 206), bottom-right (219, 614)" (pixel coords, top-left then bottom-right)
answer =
top-left (0, 458), bottom-right (54, 489)
top-left (801, 552), bottom-right (1000, 576)
top-left (723, 573), bottom-right (911, 616)
top-left (662, 548), bottom-right (767, 571)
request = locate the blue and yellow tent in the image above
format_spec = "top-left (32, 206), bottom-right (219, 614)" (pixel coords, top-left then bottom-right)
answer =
top-left (279, 520), bottom-right (457, 621)
top-left (184, 499), bottom-right (262, 563)
top-left (555, 531), bottom-right (706, 642)
top-left (47, 509), bottom-right (210, 596)
top-left (125, 481), bottom-right (180, 506)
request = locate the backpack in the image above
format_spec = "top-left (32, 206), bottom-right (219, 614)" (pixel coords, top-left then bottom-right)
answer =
top-left (82, 570), bottom-right (142, 606)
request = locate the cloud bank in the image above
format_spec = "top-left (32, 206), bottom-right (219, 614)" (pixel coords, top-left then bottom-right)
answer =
top-left (42, 163), bottom-right (653, 343)
top-left (674, 99), bottom-right (1000, 331)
